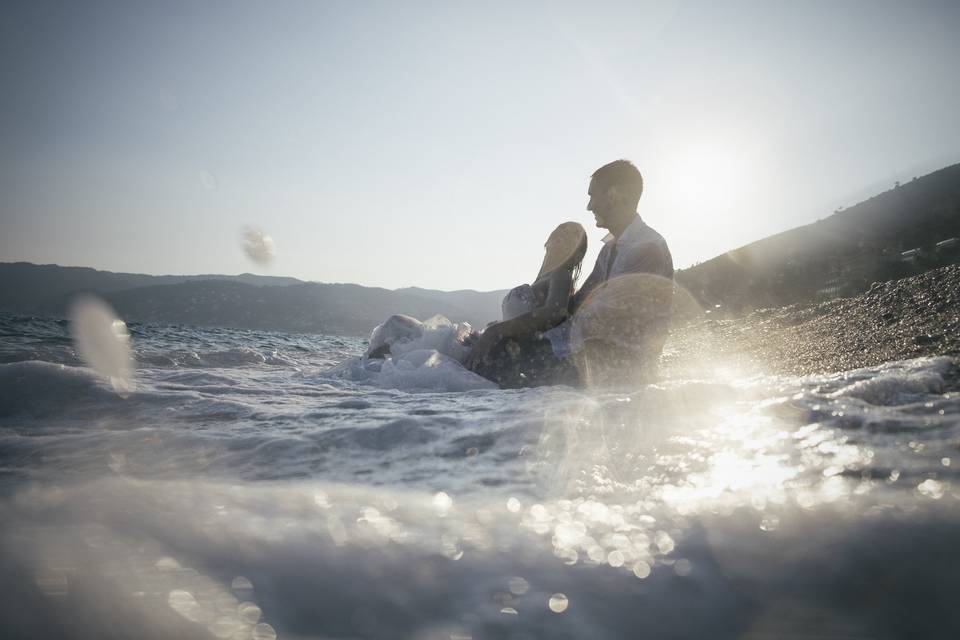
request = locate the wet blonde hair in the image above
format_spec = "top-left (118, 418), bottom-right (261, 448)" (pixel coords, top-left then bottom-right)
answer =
top-left (536, 222), bottom-right (588, 283)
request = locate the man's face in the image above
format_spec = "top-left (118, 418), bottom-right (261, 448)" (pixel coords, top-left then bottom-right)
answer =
top-left (586, 177), bottom-right (612, 230)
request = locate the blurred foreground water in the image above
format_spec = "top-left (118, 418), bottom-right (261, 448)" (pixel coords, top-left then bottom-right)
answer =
top-left (1, 312), bottom-right (959, 639)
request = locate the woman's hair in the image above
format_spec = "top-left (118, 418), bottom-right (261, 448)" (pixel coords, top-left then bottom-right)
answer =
top-left (536, 221), bottom-right (588, 283)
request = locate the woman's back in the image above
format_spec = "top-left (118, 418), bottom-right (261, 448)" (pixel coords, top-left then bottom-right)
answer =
top-left (500, 277), bottom-right (552, 322)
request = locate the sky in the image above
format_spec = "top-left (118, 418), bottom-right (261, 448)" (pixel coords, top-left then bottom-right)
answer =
top-left (1, 0), bottom-right (959, 291)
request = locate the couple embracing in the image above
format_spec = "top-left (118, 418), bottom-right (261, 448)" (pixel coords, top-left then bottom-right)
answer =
top-left (369, 159), bottom-right (674, 390)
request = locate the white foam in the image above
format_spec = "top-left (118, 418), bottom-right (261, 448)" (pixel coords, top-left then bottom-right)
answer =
top-left (375, 348), bottom-right (496, 392)
top-left (344, 315), bottom-right (490, 391)
top-left (827, 357), bottom-right (952, 405)
top-left (326, 348), bottom-right (496, 392)
top-left (366, 315), bottom-right (473, 362)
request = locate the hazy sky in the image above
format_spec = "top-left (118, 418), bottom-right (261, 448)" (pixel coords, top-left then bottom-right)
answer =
top-left (2, 0), bottom-right (959, 291)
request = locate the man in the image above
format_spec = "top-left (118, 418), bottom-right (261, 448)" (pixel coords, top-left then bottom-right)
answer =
top-left (467, 159), bottom-right (673, 389)
top-left (542, 159), bottom-right (674, 387)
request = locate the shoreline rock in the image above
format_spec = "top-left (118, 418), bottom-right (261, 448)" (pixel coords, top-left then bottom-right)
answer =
top-left (664, 264), bottom-right (960, 378)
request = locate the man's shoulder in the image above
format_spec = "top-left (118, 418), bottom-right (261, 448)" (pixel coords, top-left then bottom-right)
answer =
top-left (616, 217), bottom-right (674, 277)
top-left (622, 217), bottom-right (669, 251)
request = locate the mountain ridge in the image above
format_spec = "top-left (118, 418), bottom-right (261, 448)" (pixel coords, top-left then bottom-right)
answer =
top-left (0, 261), bottom-right (508, 336)
top-left (676, 162), bottom-right (960, 311)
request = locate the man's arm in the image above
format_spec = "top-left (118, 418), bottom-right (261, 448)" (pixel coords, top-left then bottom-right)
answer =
top-left (463, 269), bottom-right (573, 372)
top-left (485, 269), bottom-right (573, 341)
top-left (572, 240), bottom-right (674, 344)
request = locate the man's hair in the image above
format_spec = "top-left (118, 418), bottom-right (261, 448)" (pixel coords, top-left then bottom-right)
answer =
top-left (591, 159), bottom-right (643, 203)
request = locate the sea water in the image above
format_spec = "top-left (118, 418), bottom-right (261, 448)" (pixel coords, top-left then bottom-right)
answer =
top-left (1, 312), bottom-right (959, 639)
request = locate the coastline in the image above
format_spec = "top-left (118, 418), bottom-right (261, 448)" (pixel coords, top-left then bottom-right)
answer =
top-left (665, 264), bottom-right (960, 378)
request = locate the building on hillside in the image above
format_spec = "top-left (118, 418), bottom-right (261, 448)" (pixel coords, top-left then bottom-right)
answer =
top-left (817, 275), bottom-right (844, 299)
top-left (900, 248), bottom-right (921, 263)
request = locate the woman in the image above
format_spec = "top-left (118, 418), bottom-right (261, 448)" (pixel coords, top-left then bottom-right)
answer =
top-left (463, 221), bottom-right (588, 386)
top-left (363, 222), bottom-right (587, 388)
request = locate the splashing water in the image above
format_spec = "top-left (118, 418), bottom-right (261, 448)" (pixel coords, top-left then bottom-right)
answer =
top-left (67, 295), bottom-right (135, 394)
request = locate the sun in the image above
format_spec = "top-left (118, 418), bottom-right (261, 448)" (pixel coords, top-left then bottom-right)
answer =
top-left (659, 139), bottom-right (752, 215)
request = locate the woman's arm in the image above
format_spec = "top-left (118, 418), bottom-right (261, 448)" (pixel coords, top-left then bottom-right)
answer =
top-left (464, 269), bottom-right (572, 373)
top-left (484, 268), bottom-right (573, 342)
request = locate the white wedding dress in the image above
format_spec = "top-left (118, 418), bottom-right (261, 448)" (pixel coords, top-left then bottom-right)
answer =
top-left (324, 285), bottom-right (538, 392)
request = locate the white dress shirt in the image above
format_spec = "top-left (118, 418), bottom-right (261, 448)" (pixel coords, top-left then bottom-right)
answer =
top-left (542, 215), bottom-right (673, 357)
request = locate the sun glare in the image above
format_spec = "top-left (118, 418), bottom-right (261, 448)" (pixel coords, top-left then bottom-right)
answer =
top-left (660, 140), bottom-right (753, 215)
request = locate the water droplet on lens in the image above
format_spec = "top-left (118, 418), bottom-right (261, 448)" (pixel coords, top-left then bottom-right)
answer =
top-left (587, 545), bottom-right (605, 563)
top-left (917, 479), bottom-right (944, 499)
top-left (632, 561), bottom-right (651, 579)
top-left (242, 226), bottom-right (276, 266)
top-left (508, 577), bottom-right (529, 595)
top-left (69, 295), bottom-right (135, 395)
top-left (506, 497), bottom-right (521, 513)
top-left (252, 622), bottom-right (277, 640)
top-left (231, 576), bottom-right (254, 598)
top-left (238, 602), bottom-right (262, 624)
top-left (433, 491), bottom-right (453, 514)
top-left (655, 531), bottom-right (675, 554)
top-left (208, 617), bottom-right (244, 638)
top-left (548, 593), bottom-right (569, 613)
top-left (200, 170), bottom-right (218, 190)
top-left (168, 589), bottom-right (203, 622)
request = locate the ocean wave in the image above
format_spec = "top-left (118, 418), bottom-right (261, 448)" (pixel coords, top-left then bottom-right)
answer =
top-left (136, 347), bottom-right (299, 369)
top-left (0, 360), bottom-right (126, 419)
top-left (824, 357), bottom-right (952, 405)
top-left (312, 418), bottom-right (441, 451)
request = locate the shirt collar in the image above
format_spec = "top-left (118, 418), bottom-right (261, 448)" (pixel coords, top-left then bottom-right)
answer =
top-left (601, 213), bottom-right (643, 245)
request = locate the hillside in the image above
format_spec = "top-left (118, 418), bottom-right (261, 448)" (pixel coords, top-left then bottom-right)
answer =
top-left (676, 163), bottom-right (960, 312)
top-left (0, 262), bottom-right (304, 311)
top-left (395, 286), bottom-right (506, 328)
top-left (0, 263), bottom-right (506, 336)
top-left (98, 281), bottom-right (484, 335)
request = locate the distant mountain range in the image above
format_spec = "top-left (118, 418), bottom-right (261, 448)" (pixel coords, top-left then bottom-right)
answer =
top-left (676, 163), bottom-right (960, 312)
top-left (0, 262), bottom-right (506, 336)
